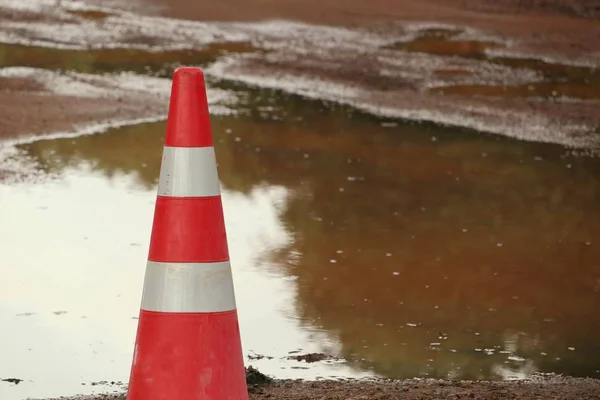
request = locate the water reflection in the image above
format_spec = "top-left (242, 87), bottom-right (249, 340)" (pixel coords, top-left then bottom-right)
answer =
top-left (1, 122), bottom-right (366, 399)
top-left (14, 86), bottom-right (600, 383)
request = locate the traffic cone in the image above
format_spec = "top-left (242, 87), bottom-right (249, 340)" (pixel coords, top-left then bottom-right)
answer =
top-left (126, 67), bottom-right (248, 400)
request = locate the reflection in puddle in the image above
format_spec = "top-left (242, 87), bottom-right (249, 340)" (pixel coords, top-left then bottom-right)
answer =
top-left (1, 84), bottom-right (600, 397)
top-left (208, 87), bottom-right (600, 381)
top-left (0, 130), bottom-right (364, 399)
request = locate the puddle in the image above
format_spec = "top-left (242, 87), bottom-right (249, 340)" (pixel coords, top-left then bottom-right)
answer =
top-left (391, 30), bottom-right (503, 59)
top-left (0, 42), bottom-right (259, 77)
top-left (65, 9), bottom-right (114, 20)
top-left (1, 84), bottom-right (599, 398)
top-left (392, 29), bottom-right (600, 100)
top-left (432, 79), bottom-right (600, 100)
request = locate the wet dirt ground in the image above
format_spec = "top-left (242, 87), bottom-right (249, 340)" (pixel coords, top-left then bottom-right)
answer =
top-left (1, 0), bottom-right (599, 148)
top-left (1, 1), bottom-right (600, 399)
top-left (37, 376), bottom-right (600, 400)
top-left (131, 0), bottom-right (600, 58)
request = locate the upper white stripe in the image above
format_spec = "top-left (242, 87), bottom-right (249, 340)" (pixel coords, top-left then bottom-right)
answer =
top-left (141, 261), bottom-right (237, 313)
top-left (157, 146), bottom-right (221, 197)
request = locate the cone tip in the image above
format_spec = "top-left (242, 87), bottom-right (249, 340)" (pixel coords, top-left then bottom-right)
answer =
top-left (173, 66), bottom-right (205, 80)
top-left (165, 66), bottom-right (212, 148)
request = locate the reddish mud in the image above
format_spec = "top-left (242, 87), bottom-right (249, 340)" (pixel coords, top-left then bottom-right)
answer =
top-left (135, 0), bottom-right (600, 58)
top-left (0, 64), bottom-right (175, 143)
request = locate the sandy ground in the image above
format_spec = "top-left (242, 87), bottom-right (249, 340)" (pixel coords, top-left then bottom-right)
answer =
top-left (39, 376), bottom-right (600, 400)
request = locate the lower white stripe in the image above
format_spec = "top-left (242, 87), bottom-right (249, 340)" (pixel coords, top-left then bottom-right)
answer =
top-left (141, 261), bottom-right (237, 313)
top-left (157, 146), bottom-right (221, 197)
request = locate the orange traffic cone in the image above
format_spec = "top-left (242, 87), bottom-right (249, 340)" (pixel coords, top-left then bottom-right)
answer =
top-left (126, 67), bottom-right (248, 400)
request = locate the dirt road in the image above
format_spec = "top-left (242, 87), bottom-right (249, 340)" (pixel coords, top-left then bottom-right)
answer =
top-left (42, 375), bottom-right (600, 400)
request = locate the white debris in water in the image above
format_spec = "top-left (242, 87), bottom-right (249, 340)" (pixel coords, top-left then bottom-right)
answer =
top-left (406, 323), bottom-right (418, 327)
top-left (392, 272), bottom-right (400, 276)
top-left (0, 145), bottom-right (52, 184)
top-left (508, 356), bottom-right (526, 362)
top-left (568, 347), bottom-right (575, 351)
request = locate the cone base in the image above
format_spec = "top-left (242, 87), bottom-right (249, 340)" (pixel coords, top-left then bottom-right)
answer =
top-left (126, 309), bottom-right (248, 400)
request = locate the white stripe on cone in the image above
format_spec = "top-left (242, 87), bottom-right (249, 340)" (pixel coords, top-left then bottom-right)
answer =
top-left (141, 261), bottom-right (237, 313)
top-left (157, 146), bottom-right (221, 198)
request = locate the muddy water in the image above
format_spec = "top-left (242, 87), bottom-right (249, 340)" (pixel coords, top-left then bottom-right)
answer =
top-left (0, 41), bottom-right (258, 77)
top-left (191, 86), bottom-right (600, 380)
top-left (1, 83), bottom-right (599, 399)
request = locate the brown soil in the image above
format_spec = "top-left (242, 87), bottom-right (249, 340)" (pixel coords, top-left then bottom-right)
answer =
top-left (0, 69), bottom-right (168, 142)
top-left (40, 376), bottom-right (600, 400)
top-left (0, 83), bottom-right (158, 141)
top-left (250, 378), bottom-right (600, 399)
top-left (133, 0), bottom-right (600, 58)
